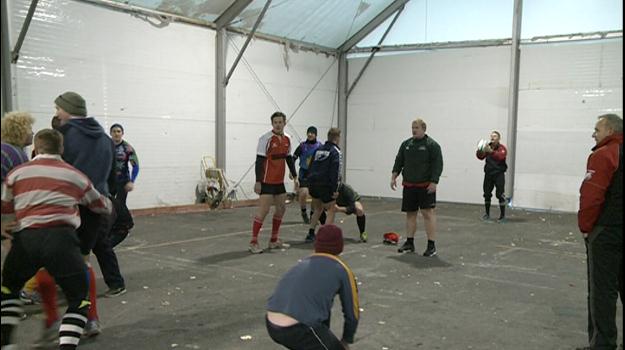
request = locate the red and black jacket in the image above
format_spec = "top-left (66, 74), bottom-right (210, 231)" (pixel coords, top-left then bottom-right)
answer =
top-left (578, 133), bottom-right (623, 234)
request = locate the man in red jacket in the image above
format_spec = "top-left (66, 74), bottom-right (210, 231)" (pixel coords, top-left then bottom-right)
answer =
top-left (476, 131), bottom-right (508, 222)
top-left (578, 113), bottom-right (622, 350)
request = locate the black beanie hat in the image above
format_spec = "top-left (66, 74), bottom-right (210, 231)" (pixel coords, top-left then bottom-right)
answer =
top-left (314, 224), bottom-right (344, 255)
top-left (55, 91), bottom-right (87, 117)
top-left (306, 126), bottom-right (318, 135)
top-left (110, 123), bottom-right (124, 133)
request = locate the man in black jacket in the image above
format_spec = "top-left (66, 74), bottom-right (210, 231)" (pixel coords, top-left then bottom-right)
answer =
top-left (304, 128), bottom-right (342, 242)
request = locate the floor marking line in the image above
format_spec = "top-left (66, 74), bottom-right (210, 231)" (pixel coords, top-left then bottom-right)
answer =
top-left (118, 209), bottom-right (399, 252)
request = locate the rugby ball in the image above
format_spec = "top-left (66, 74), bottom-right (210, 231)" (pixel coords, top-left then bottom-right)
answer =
top-left (476, 139), bottom-right (490, 152)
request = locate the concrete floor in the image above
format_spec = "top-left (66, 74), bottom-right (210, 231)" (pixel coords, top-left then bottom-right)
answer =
top-left (14, 199), bottom-right (623, 349)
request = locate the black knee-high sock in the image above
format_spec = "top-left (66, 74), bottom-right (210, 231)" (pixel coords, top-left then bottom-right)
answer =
top-left (1, 296), bottom-right (23, 347)
top-left (319, 211), bottom-right (327, 225)
top-left (499, 203), bottom-right (506, 219)
top-left (356, 215), bottom-right (366, 233)
top-left (484, 201), bottom-right (491, 217)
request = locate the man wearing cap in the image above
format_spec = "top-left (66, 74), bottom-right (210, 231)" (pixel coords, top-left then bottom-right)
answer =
top-left (35, 91), bottom-right (127, 336)
top-left (266, 224), bottom-right (359, 349)
top-left (293, 126), bottom-right (322, 224)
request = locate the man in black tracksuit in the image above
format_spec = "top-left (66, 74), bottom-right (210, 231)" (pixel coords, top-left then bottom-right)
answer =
top-left (305, 128), bottom-right (342, 242)
top-left (391, 118), bottom-right (443, 257)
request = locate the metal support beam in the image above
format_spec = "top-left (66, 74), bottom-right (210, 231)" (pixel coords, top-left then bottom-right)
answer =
top-left (338, 0), bottom-right (409, 52)
top-left (215, 28), bottom-right (227, 170)
top-left (347, 5), bottom-right (404, 97)
top-left (349, 30), bottom-right (623, 54)
top-left (505, 0), bottom-right (523, 204)
top-left (350, 38), bottom-right (512, 54)
top-left (77, 0), bottom-right (337, 55)
top-left (337, 53), bottom-right (348, 182)
top-left (224, 0), bottom-right (271, 86)
top-left (215, 0), bottom-right (253, 30)
top-left (11, 0), bottom-right (40, 63)
top-left (1, 0), bottom-right (13, 115)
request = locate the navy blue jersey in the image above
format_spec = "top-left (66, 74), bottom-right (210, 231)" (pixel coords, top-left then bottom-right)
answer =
top-left (294, 140), bottom-right (322, 171)
top-left (307, 141), bottom-right (342, 192)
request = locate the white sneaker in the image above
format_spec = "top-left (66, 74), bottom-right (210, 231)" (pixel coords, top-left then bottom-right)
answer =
top-left (249, 242), bottom-right (263, 254)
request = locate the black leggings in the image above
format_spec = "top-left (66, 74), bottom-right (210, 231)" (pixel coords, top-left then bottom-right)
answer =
top-left (483, 172), bottom-right (505, 203)
top-left (266, 318), bottom-right (345, 350)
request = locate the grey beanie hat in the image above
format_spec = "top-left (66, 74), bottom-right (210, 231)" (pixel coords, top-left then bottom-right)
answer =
top-left (55, 91), bottom-right (87, 117)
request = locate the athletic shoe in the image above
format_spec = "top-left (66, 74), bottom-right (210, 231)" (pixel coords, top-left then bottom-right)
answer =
top-left (20, 289), bottom-right (42, 305)
top-left (481, 214), bottom-right (491, 221)
top-left (105, 286), bottom-right (127, 298)
top-left (423, 245), bottom-right (437, 257)
top-left (497, 217), bottom-right (507, 224)
top-left (304, 232), bottom-right (315, 243)
top-left (268, 239), bottom-right (290, 250)
top-left (83, 319), bottom-right (102, 338)
top-left (359, 232), bottom-right (368, 243)
top-left (301, 211), bottom-right (310, 224)
top-left (249, 242), bottom-right (263, 254)
top-left (397, 240), bottom-right (415, 253)
top-left (32, 320), bottom-right (60, 349)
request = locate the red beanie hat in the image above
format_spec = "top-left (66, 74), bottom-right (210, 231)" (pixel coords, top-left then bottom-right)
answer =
top-left (314, 224), bottom-right (344, 255)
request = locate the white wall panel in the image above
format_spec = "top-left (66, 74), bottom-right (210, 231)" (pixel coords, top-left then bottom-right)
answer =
top-left (347, 47), bottom-right (511, 205)
top-left (225, 36), bottom-right (337, 198)
top-left (515, 39), bottom-right (623, 211)
top-left (9, 0), bottom-right (215, 209)
top-left (347, 40), bottom-right (622, 212)
top-left (7, 0), bottom-right (337, 209)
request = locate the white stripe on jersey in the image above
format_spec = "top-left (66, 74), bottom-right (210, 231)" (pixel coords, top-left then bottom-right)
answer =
top-left (257, 131), bottom-right (273, 156)
top-left (13, 190), bottom-right (79, 211)
top-left (7, 164), bottom-right (89, 190)
top-left (17, 213), bottom-right (80, 231)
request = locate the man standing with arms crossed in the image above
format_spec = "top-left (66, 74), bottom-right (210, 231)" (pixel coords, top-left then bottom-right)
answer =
top-left (578, 114), bottom-right (622, 350)
top-left (391, 118), bottom-right (443, 257)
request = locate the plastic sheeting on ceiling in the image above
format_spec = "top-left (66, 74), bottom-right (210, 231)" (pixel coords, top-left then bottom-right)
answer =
top-left (107, 0), bottom-right (397, 49)
top-left (229, 0), bottom-right (396, 48)
top-left (108, 0), bottom-right (238, 22)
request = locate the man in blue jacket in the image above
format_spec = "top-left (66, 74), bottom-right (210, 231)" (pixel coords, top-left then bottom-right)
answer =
top-left (305, 128), bottom-right (342, 242)
top-left (266, 224), bottom-right (359, 349)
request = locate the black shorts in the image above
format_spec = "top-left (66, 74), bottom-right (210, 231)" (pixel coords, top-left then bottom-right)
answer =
top-left (2, 227), bottom-right (86, 292)
top-left (260, 183), bottom-right (286, 195)
top-left (402, 187), bottom-right (436, 212)
top-left (309, 184), bottom-right (335, 204)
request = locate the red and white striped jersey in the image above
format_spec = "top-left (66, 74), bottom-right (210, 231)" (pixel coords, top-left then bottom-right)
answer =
top-left (1, 154), bottom-right (112, 231)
